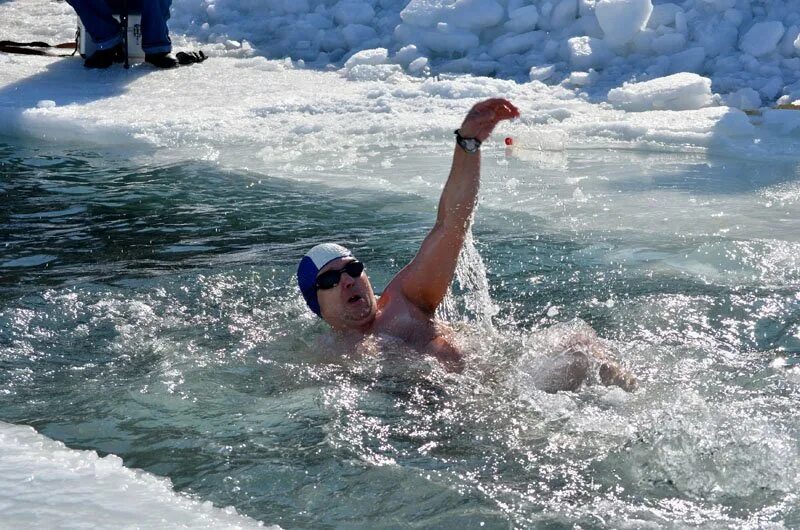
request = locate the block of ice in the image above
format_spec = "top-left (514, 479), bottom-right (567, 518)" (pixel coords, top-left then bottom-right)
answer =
top-left (723, 87), bottom-right (762, 111)
top-left (607, 72), bottom-right (714, 111)
top-left (647, 3), bottom-right (682, 29)
top-left (504, 5), bottom-right (539, 33)
top-left (567, 36), bottom-right (613, 70)
top-left (341, 24), bottom-right (378, 48)
top-left (333, 1), bottom-right (375, 26)
top-left (550, 0), bottom-right (578, 29)
top-left (343, 48), bottom-right (388, 73)
top-left (408, 56), bottom-right (430, 74)
top-left (529, 64), bottom-right (556, 81)
top-left (668, 47), bottom-right (706, 75)
top-left (739, 21), bottom-right (785, 57)
top-left (713, 109), bottom-right (755, 136)
top-left (395, 23), bottom-right (480, 54)
top-left (763, 108), bottom-right (800, 134)
top-left (758, 77), bottom-right (784, 100)
top-left (702, 0), bottom-right (736, 10)
top-left (596, 0), bottom-right (654, 47)
top-left (394, 45), bottom-right (421, 66)
top-left (652, 32), bottom-right (686, 55)
top-left (566, 70), bottom-right (598, 86)
top-left (489, 31), bottom-right (545, 58)
top-left (778, 25), bottom-right (800, 56)
top-left (400, 0), bottom-right (446, 27)
top-left (447, 0), bottom-right (505, 30)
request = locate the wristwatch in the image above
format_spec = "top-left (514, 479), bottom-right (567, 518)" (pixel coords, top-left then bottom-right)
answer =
top-left (454, 129), bottom-right (481, 153)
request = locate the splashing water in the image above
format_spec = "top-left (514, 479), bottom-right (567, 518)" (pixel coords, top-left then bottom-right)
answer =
top-left (1, 140), bottom-right (799, 528)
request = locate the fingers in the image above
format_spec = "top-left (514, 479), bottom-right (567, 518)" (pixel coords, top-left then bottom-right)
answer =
top-left (467, 98), bottom-right (519, 123)
top-left (459, 98), bottom-right (519, 140)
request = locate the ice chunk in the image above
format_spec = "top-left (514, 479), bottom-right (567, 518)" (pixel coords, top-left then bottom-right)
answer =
top-left (668, 47), bottom-right (706, 75)
top-left (647, 3), bottom-right (682, 29)
top-left (652, 32), bottom-right (685, 55)
top-left (447, 0), bottom-right (505, 30)
top-left (763, 108), bottom-right (800, 134)
top-left (566, 70), bottom-right (598, 86)
top-left (739, 21), bottom-right (785, 57)
top-left (395, 22), bottom-right (480, 54)
top-left (550, 0), bottom-right (578, 29)
top-left (529, 64), bottom-right (556, 81)
top-left (36, 100), bottom-right (56, 109)
top-left (394, 44), bottom-right (420, 66)
top-left (489, 31), bottom-right (545, 58)
top-left (596, 0), bottom-right (654, 47)
top-left (504, 5), bottom-right (539, 33)
top-left (408, 57), bottom-right (431, 75)
top-left (702, 0), bottom-right (736, 10)
top-left (607, 72), bottom-right (714, 111)
top-left (758, 77), bottom-right (784, 100)
top-left (400, 0), bottom-right (446, 27)
top-left (343, 48), bottom-right (388, 73)
top-left (341, 24), bottom-right (378, 48)
top-left (723, 88), bottom-right (761, 111)
top-left (567, 36), bottom-right (613, 70)
top-left (714, 109), bottom-right (756, 136)
top-left (408, 56), bottom-right (429, 74)
top-left (779, 25), bottom-right (800, 56)
top-left (333, 1), bottom-right (375, 26)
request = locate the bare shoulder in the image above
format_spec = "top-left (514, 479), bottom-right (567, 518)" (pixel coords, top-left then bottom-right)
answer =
top-left (379, 266), bottom-right (435, 317)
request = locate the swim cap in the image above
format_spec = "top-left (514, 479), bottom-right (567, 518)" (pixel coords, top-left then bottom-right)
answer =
top-left (297, 243), bottom-right (353, 316)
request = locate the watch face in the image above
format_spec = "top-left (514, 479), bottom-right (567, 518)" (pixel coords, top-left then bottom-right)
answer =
top-left (461, 138), bottom-right (479, 152)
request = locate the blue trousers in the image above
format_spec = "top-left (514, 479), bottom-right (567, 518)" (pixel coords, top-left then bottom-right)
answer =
top-left (68, 0), bottom-right (172, 54)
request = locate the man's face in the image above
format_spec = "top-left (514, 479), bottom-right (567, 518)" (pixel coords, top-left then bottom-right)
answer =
top-left (316, 257), bottom-right (377, 331)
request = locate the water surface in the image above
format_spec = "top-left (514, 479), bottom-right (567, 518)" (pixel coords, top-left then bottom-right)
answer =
top-left (1, 138), bottom-right (799, 528)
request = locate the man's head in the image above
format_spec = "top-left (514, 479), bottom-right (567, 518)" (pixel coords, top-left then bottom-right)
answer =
top-left (297, 243), bottom-right (377, 331)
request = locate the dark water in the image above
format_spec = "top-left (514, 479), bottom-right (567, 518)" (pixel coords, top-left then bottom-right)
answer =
top-left (2, 139), bottom-right (799, 528)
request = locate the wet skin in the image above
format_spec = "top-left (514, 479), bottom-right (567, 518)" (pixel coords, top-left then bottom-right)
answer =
top-left (317, 256), bottom-right (464, 372)
top-left (315, 98), bottom-right (520, 373)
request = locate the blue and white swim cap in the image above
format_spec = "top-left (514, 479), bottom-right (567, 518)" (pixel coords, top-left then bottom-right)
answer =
top-left (297, 243), bottom-right (353, 316)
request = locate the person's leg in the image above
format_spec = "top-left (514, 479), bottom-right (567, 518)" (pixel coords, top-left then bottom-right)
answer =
top-left (140, 0), bottom-right (172, 54)
top-left (67, 0), bottom-right (122, 50)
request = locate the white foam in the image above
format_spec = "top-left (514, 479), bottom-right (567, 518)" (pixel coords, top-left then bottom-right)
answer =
top-left (0, 421), bottom-right (275, 529)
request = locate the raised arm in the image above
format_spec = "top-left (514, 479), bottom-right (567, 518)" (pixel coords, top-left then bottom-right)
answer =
top-left (394, 98), bottom-right (519, 314)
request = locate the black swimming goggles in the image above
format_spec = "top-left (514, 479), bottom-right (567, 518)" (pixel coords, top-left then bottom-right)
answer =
top-left (315, 261), bottom-right (364, 290)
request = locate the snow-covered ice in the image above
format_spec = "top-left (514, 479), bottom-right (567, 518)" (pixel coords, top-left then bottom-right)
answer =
top-left (0, 422), bottom-right (273, 529)
top-left (607, 72), bottom-right (715, 111)
top-left (3, 0), bottom-right (800, 172)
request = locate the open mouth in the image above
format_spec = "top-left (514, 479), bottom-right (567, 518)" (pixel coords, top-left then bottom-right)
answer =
top-left (347, 295), bottom-right (362, 303)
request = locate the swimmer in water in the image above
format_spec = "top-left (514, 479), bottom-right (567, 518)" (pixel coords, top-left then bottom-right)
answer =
top-left (297, 98), bottom-right (636, 391)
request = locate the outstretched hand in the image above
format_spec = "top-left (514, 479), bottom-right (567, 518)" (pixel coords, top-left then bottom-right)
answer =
top-left (458, 98), bottom-right (520, 142)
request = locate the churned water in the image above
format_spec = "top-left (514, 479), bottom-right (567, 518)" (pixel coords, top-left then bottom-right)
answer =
top-left (1, 137), bottom-right (799, 529)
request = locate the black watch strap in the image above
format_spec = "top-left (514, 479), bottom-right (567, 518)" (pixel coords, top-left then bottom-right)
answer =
top-left (454, 129), bottom-right (481, 153)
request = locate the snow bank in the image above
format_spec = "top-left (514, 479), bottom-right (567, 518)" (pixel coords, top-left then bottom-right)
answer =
top-left (162, 0), bottom-right (800, 103)
top-left (5, 0), bottom-right (800, 169)
top-left (0, 421), bottom-right (274, 529)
